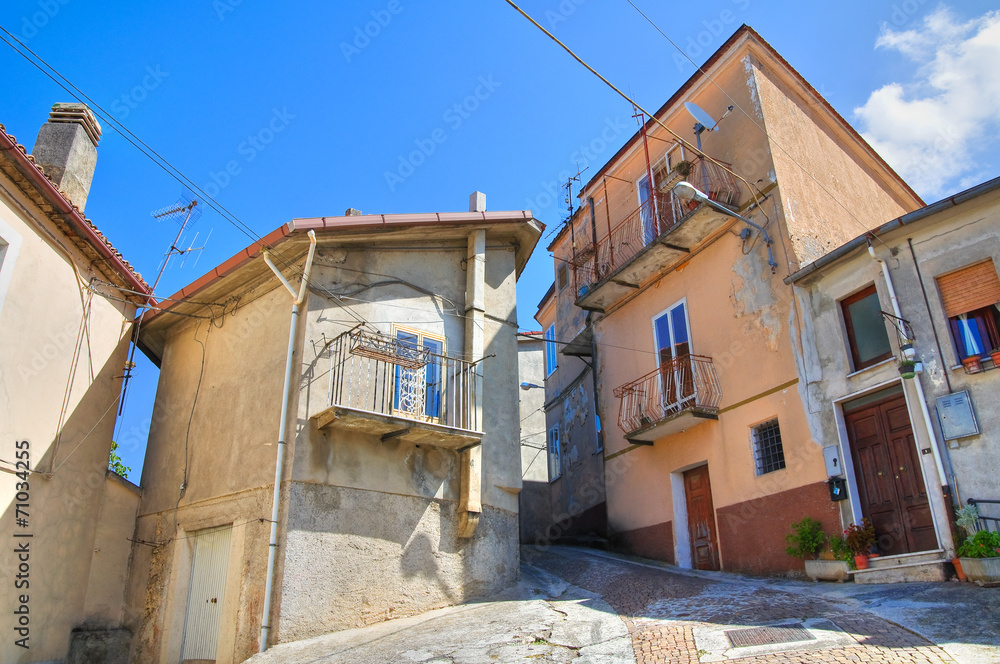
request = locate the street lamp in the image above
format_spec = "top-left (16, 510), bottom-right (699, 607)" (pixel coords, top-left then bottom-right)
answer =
top-left (520, 382), bottom-right (544, 391)
top-left (672, 181), bottom-right (778, 273)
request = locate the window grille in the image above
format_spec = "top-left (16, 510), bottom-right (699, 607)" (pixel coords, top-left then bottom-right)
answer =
top-left (752, 419), bottom-right (785, 475)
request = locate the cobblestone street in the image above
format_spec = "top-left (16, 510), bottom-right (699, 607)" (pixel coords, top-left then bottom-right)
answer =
top-left (525, 546), bottom-right (998, 664)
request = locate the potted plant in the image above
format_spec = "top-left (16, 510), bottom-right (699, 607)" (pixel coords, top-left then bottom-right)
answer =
top-left (673, 160), bottom-right (692, 177)
top-left (953, 504), bottom-right (980, 581)
top-left (991, 347), bottom-right (1000, 367)
top-left (844, 519), bottom-right (876, 570)
top-left (786, 518), bottom-right (850, 581)
top-left (898, 360), bottom-right (917, 379)
top-left (957, 530), bottom-right (1000, 585)
top-left (962, 354), bottom-right (984, 374)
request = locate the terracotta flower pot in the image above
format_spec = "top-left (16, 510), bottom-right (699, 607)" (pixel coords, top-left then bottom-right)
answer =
top-left (953, 557), bottom-right (967, 582)
top-left (962, 356), bottom-right (983, 374)
top-left (854, 554), bottom-right (869, 570)
top-left (991, 351), bottom-right (1000, 367)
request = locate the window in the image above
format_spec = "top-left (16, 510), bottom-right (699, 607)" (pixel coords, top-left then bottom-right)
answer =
top-left (557, 263), bottom-right (569, 291)
top-left (392, 327), bottom-right (445, 420)
top-left (0, 218), bottom-right (22, 317)
top-left (751, 419), bottom-right (785, 475)
top-left (547, 425), bottom-right (561, 481)
top-left (936, 260), bottom-right (1000, 360)
top-left (545, 326), bottom-right (557, 376)
top-left (841, 285), bottom-right (892, 370)
top-left (595, 413), bottom-right (604, 453)
top-left (653, 300), bottom-right (693, 406)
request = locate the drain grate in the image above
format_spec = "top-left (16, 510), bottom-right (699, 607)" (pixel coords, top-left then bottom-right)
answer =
top-left (724, 623), bottom-right (815, 648)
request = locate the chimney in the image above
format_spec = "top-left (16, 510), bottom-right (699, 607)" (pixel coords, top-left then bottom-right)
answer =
top-left (469, 191), bottom-right (486, 213)
top-left (344, 207), bottom-right (362, 216)
top-left (31, 103), bottom-right (102, 213)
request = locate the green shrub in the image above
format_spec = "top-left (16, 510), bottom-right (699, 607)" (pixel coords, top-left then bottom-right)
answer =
top-left (785, 517), bottom-right (826, 560)
top-left (957, 530), bottom-right (1000, 559)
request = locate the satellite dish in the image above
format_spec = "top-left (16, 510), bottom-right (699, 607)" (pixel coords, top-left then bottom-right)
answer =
top-left (684, 102), bottom-right (719, 132)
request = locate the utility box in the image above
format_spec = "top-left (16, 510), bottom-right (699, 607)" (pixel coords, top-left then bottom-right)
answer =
top-left (822, 445), bottom-right (843, 477)
top-left (827, 476), bottom-right (848, 501)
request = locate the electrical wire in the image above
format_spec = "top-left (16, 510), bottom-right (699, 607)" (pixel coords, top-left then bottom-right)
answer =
top-left (501, 0), bottom-right (763, 213)
top-left (622, 0), bottom-right (898, 250)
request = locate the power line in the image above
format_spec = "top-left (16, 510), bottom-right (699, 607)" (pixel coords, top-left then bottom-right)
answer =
top-left (622, 0), bottom-right (896, 249)
top-left (502, 0), bottom-right (762, 213)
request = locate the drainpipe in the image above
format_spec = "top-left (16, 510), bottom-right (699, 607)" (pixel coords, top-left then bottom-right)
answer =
top-left (458, 229), bottom-right (486, 538)
top-left (259, 230), bottom-right (317, 652)
top-left (868, 244), bottom-right (949, 491)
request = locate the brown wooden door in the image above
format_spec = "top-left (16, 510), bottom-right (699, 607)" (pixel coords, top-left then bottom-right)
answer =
top-left (845, 394), bottom-right (937, 555)
top-left (684, 465), bottom-right (720, 570)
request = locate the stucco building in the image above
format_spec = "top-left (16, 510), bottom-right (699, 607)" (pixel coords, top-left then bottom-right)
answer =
top-left (549, 26), bottom-right (924, 575)
top-left (125, 197), bottom-right (541, 661)
top-left (787, 176), bottom-right (1000, 579)
top-left (0, 105), bottom-right (149, 663)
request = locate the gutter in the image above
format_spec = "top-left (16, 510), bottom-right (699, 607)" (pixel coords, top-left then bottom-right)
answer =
top-left (258, 230), bottom-right (317, 652)
top-left (0, 130), bottom-right (150, 298)
top-left (785, 176), bottom-right (1000, 285)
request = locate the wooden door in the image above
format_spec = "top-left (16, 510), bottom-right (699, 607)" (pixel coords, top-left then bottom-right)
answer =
top-left (684, 465), bottom-right (719, 570)
top-left (845, 394), bottom-right (937, 555)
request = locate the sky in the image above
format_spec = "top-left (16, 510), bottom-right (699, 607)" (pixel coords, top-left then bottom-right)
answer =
top-left (2, 1), bottom-right (998, 479)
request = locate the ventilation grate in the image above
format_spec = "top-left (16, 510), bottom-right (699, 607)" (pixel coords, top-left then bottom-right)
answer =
top-left (724, 623), bottom-right (815, 648)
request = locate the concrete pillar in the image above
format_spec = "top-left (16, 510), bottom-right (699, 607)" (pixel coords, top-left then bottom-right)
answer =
top-left (458, 229), bottom-right (486, 538)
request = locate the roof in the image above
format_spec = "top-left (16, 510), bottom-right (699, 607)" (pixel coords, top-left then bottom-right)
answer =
top-left (0, 123), bottom-right (150, 300)
top-left (785, 176), bottom-right (1000, 285)
top-left (139, 209), bottom-right (544, 361)
top-left (548, 24), bottom-right (922, 250)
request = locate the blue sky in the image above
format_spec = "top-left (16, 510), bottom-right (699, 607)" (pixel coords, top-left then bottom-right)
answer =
top-left (2, 1), bottom-right (998, 478)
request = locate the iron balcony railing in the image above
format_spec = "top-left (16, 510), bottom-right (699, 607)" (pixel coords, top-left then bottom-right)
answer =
top-left (613, 354), bottom-right (722, 435)
top-left (967, 499), bottom-right (1000, 534)
top-left (326, 330), bottom-right (482, 433)
top-left (574, 157), bottom-right (740, 295)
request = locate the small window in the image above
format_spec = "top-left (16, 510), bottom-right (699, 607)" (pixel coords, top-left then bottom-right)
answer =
top-left (595, 413), bottom-right (604, 453)
top-left (841, 285), bottom-right (892, 370)
top-left (752, 419), bottom-right (785, 475)
top-left (936, 260), bottom-right (1000, 360)
top-left (545, 326), bottom-right (557, 376)
top-left (557, 263), bottom-right (569, 291)
top-left (547, 425), bottom-right (561, 481)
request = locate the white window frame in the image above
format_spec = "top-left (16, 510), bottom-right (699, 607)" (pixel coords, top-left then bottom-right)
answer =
top-left (547, 424), bottom-right (561, 482)
top-left (651, 298), bottom-right (693, 363)
top-left (0, 214), bottom-right (23, 317)
top-left (545, 325), bottom-right (557, 377)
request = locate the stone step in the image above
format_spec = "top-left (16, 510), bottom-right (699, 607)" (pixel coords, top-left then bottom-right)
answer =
top-left (868, 549), bottom-right (946, 569)
top-left (850, 559), bottom-right (950, 584)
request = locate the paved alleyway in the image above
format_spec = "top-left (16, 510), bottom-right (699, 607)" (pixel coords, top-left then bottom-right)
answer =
top-left (524, 546), bottom-right (999, 664)
top-left (246, 545), bottom-right (998, 664)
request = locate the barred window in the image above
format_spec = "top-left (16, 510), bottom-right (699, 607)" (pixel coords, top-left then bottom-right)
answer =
top-left (752, 419), bottom-right (785, 475)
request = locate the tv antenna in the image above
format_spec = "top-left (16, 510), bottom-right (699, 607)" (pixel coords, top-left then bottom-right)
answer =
top-left (683, 102), bottom-right (733, 151)
top-left (147, 196), bottom-right (203, 304)
top-left (563, 163), bottom-right (588, 219)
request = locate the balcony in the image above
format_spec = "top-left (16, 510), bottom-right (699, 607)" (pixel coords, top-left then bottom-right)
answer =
top-left (613, 354), bottom-right (722, 443)
top-left (574, 158), bottom-right (740, 312)
top-left (310, 329), bottom-right (483, 450)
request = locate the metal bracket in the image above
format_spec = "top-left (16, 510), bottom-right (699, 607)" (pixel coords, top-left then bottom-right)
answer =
top-left (381, 428), bottom-right (410, 442)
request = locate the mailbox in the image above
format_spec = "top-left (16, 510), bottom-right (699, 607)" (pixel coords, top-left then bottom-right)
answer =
top-left (827, 476), bottom-right (848, 501)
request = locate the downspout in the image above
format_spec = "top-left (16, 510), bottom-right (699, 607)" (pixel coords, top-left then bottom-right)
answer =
top-left (259, 230), bottom-right (317, 652)
top-left (868, 244), bottom-right (950, 491)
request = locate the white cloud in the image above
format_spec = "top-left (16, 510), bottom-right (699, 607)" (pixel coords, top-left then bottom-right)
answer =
top-left (854, 6), bottom-right (1000, 199)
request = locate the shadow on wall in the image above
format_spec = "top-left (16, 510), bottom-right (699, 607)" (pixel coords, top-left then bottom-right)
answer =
top-left (2, 343), bottom-right (135, 661)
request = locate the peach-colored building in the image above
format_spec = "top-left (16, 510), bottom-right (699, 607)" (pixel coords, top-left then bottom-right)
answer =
top-left (0, 106), bottom-right (149, 663)
top-left (550, 26), bottom-right (922, 575)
